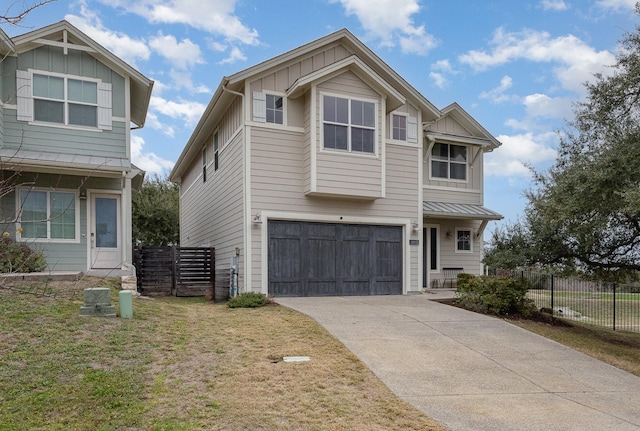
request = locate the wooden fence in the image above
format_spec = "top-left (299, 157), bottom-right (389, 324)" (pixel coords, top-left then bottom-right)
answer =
top-left (133, 246), bottom-right (215, 298)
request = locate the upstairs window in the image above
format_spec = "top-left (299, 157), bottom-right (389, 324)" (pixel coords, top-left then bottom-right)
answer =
top-left (18, 189), bottom-right (78, 242)
top-left (213, 132), bottom-right (219, 171)
top-left (431, 143), bottom-right (467, 181)
top-left (17, 70), bottom-right (112, 130)
top-left (391, 113), bottom-right (418, 143)
top-left (323, 95), bottom-right (375, 154)
top-left (253, 92), bottom-right (284, 125)
top-left (266, 94), bottom-right (283, 124)
top-left (202, 146), bottom-right (207, 183)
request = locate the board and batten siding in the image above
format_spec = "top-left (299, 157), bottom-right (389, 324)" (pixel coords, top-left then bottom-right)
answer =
top-left (2, 110), bottom-right (126, 158)
top-left (13, 45), bottom-right (126, 117)
top-left (179, 130), bottom-right (245, 292)
top-left (249, 126), bottom-right (421, 292)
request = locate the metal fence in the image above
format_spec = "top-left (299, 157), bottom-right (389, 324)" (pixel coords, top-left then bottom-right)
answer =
top-left (491, 269), bottom-right (640, 333)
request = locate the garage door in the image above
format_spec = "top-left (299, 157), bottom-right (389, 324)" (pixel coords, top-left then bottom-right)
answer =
top-left (268, 220), bottom-right (403, 297)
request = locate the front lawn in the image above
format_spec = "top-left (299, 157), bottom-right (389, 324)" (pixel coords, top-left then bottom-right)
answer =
top-left (0, 278), bottom-right (445, 431)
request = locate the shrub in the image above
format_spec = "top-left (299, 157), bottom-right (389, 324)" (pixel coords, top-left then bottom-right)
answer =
top-left (456, 274), bottom-right (534, 316)
top-left (227, 292), bottom-right (267, 308)
top-left (0, 237), bottom-right (47, 273)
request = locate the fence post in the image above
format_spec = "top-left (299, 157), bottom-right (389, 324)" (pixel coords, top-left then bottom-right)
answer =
top-left (612, 282), bottom-right (616, 331)
top-left (171, 246), bottom-right (177, 296)
top-left (550, 273), bottom-right (554, 311)
top-left (209, 247), bottom-right (215, 301)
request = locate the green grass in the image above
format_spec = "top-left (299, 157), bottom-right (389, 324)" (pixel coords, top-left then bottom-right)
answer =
top-left (0, 278), bottom-right (445, 431)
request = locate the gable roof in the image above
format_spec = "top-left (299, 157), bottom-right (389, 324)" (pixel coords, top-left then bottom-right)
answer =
top-left (10, 20), bottom-right (153, 127)
top-left (170, 29), bottom-right (443, 182)
top-left (0, 28), bottom-right (14, 55)
top-left (428, 103), bottom-right (502, 150)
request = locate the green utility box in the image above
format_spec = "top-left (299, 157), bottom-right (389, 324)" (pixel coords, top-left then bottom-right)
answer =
top-left (118, 290), bottom-right (133, 319)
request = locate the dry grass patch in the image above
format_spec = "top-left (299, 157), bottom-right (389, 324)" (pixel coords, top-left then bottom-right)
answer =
top-left (0, 279), bottom-right (445, 431)
top-left (508, 317), bottom-right (640, 378)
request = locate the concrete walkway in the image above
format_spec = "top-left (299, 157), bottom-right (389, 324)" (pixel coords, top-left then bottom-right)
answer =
top-left (276, 294), bottom-right (640, 431)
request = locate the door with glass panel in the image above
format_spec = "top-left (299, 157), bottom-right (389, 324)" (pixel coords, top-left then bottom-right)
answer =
top-left (91, 194), bottom-right (121, 269)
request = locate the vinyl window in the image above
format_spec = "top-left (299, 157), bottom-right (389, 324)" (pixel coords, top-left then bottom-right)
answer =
top-left (431, 143), bottom-right (467, 181)
top-left (18, 189), bottom-right (78, 241)
top-left (323, 95), bottom-right (376, 154)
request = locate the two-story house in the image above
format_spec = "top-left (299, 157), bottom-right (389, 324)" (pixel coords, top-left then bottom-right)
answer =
top-left (0, 21), bottom-right (153, 274)
top-left (169, 29), bottom-right (502, 296)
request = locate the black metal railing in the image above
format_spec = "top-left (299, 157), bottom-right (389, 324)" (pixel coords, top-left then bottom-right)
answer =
top-left (489, 269), bottom-right (640, 333)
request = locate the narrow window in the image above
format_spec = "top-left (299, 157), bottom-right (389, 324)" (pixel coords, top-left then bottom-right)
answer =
top-left (202, 146), bottom-right (207, 183)
top-left (392, 114), bottom-right (407, 141)
top-left (430, 227), bottom-right (438, 270)
top-left (213, 132), bottom-right (219, 171)
top-left (266, 94), bottom-right (283, 124)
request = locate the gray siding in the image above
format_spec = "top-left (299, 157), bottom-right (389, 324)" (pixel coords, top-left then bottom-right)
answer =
top-left (3, 109), bottom-right (126, 158)
top-left (16, 46), bottom-right (126, 117)
top-left (179, 131), bottom-right (245, 293)
top-left (0, 172), bottom-right (121, 272)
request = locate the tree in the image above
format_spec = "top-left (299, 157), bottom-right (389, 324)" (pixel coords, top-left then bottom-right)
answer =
top-left (2, 1), bottom-right (57, 26)
top-left (486, 6), bottom-right (640, 280)
top-left (132, 176), bottom-right (180, 246)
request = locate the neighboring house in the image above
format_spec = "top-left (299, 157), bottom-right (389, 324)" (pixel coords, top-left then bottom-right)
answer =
top-left (0, 21), bottom-right (153, 274)
top-left (169, 29), bottom-right (502, 296)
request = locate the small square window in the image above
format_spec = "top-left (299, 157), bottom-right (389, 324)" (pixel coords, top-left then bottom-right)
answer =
top-left (456, 229), bottom-right (472, 252)
top-left (266, 94), bottom-right (284, 124)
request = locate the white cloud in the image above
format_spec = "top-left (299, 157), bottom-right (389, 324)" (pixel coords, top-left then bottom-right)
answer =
top-left (596, 0), bottom-right (637, 11)
top-left (329, 0), bottom-right (437, 54)
top-left (66, 1), bottom-right (150, 66)
top-left (145, 111), bottom-right (175, 137)
top-left (540, 0), bottom-right (569, 11)
top-left (459, 28), bottom-right (615, 96)
top-left (149, 96), bottom-right (207, 127)
top-left (149, 33), bottom-right (204, 69)
top-left (218, 46), bottom-right (247, 64)
top-left (523, 93), bottom-right (574, 119)
top-left (485, 132), bottom-right (558, 177)
top-left (99, 0), bottom-right (259, 45)
top-left (131, 135), bottom-right (175, 177)
top-left (429, 72), bottom-right (448, 88)
top-left (479, 75), bottom-right (514, 103)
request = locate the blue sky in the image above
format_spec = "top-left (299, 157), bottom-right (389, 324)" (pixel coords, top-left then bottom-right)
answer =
top-left (4, 0), bottom-right (638, 232)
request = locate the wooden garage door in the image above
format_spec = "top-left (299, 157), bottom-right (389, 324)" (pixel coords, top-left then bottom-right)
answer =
top-left (268, 221), bottom-right (403, 296)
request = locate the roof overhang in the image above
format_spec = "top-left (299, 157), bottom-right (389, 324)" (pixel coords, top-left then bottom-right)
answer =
top-left (0, 149), bottom-right (131, 177)
top-left (429, 103), bottom-right (502, 151)
top-left (423, 201), bottom-right (503, 220)
top-left (287, 55), bottom-right (406, 112)
top-left (11, 21), bottom-right (153, 128)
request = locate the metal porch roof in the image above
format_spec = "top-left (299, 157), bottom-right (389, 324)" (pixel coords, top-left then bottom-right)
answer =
top-left (423, 201), bottom-right (503, 220)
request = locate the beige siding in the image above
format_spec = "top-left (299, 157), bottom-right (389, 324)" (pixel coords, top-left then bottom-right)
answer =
top-left (426, 219), bottom-right (484, 286)
top-left (431, 116), bottom-right (472, 136)
top-left (424, 188), bottom-right (483, 205)
top-left (424, 144), bottom-right (483, 192)
top-left (312, 71), bottom-right (384, 198)
top-left (249, 126), bottom-right (421, 292)
top-left (180, 130), bottom-right (245, 292)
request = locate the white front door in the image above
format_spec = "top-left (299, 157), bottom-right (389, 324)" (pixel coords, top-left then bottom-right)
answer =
top-left (90, 194), bottom-right (122, 269)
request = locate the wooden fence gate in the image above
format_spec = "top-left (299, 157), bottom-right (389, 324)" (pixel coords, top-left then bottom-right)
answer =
top-left (133, 246), bottom-right (215, 298)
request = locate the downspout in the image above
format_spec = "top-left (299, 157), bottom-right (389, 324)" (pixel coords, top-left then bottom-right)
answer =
top-left (221, 82), bottom-right (247, 294)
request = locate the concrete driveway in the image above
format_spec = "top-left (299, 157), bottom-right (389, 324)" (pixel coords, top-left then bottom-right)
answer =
top-left (276, 294), bottom-right (640, 431)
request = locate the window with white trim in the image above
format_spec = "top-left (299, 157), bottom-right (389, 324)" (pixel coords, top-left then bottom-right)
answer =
top-left (213, 131), bottom-right (219, 171)
top-left (202, 146), bottom-right (207, 183)
top-left (392, 114), bottom-right (406, 141)
top-left (323, 95), bottom-right (375, 154)
top-left (16, 70), bottom-right (112, 130)
top-left (431, 143), bottom-right (467, 180)
top-left (455, 228), bottom-right (472, 252)
top-left (253, 92), bottom-right (284, 125)
top-left (18, 189), bottom-right (78, 241)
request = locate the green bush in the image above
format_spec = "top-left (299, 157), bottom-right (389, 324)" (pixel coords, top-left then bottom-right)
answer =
top-left (227, 292), bottom-right (267, 308)
top-left (456, 274), bottom-right (533, 316)
top-left (0, 237), bottom-right (47, 273)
